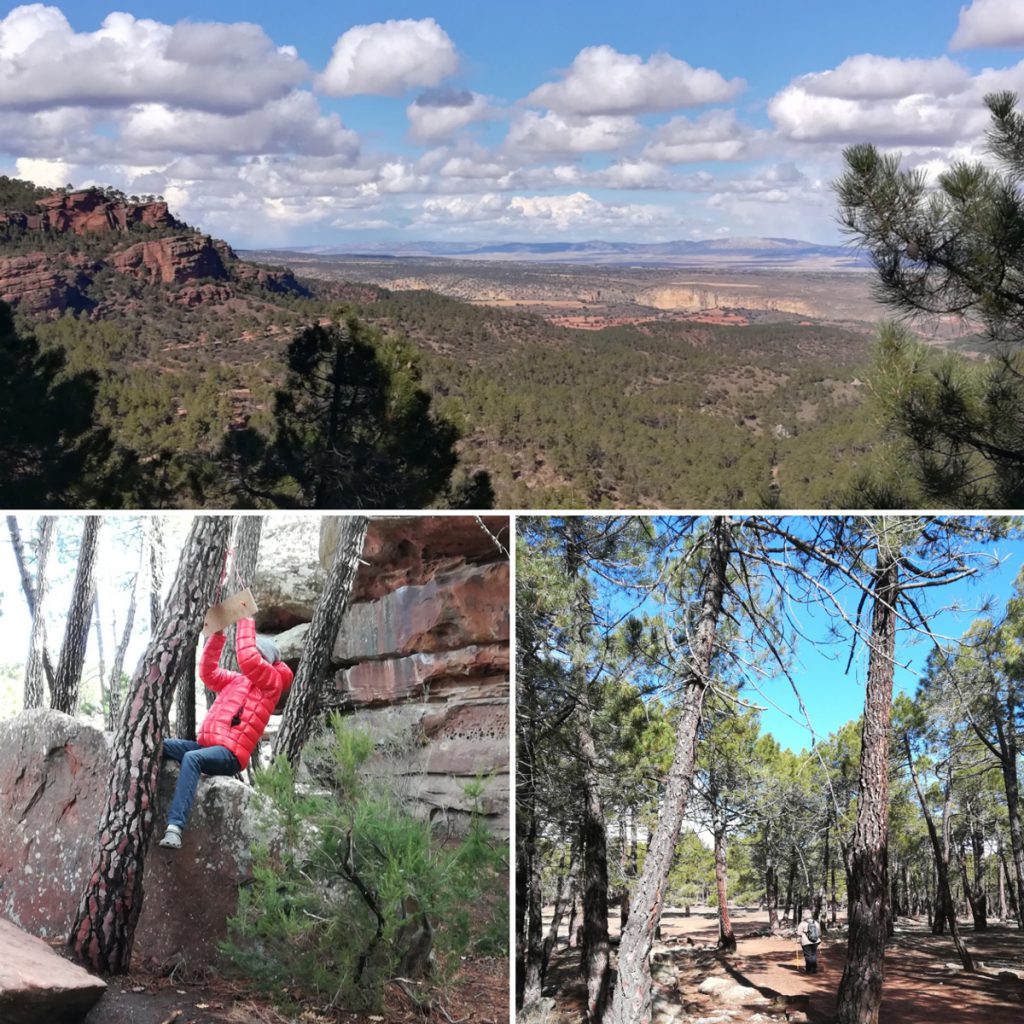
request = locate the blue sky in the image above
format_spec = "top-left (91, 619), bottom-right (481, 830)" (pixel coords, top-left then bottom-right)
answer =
top-left (758, 533), bottom-right (1024, 751)
top-left (1, 1), bottom-right (1023, 245)
top-left (579, 517), bottom-right (1024, 753)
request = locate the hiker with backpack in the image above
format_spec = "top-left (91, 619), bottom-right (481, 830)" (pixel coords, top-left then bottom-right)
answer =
top-left (797, 908), bottom-right (821, 973)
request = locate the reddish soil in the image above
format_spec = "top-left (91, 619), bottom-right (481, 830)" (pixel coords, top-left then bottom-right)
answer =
top-left (542, 907), bottom-right (1024, 1022)
top-left (82, 955), bottom-right (507, 1024)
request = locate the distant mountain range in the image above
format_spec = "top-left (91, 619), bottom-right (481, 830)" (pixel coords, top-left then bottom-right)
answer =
top-left (267, 236), bottom-right (870, 269)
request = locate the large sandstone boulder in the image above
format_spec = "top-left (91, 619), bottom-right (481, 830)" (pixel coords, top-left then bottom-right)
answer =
top-left (0, 917), bottom-right (105, 1024)
top-left (252, 516), bottom-right (325, 629)
top-left (0, 709), bottom-right (273, 966)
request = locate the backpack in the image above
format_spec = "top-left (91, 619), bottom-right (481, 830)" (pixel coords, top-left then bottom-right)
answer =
top-left (805, 919), bottom-right (820, 944)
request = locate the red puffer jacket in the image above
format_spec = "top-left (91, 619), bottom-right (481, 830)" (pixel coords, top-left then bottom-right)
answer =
top-left (197, 618), bottom-right (293, 769)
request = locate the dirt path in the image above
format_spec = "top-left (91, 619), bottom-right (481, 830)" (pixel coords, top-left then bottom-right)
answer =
top-left (542, 906), bottom-right (1024, 1022)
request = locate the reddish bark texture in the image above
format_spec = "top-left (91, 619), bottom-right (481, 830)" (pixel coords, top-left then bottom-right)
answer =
top-left (52, 516), bottom-right (102, 715)
top-left (607, 517), bottom-right (731, 1024)
top-left (69, 516), bottom-right (231, 974)
top-left (273, 516), bottom-right (368, 767)
top-left (836, 543), bottom-right (898, 1024)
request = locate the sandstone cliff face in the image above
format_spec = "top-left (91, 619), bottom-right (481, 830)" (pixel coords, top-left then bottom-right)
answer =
top-left (635, 283), bottom-right (814, 315)
top-left (254, 515), bottom-right (511, 837)
top-left (110, 235), bottom-right (229, 285)
top-left (0, 252), bottom-right (92, 314)
top-left (0, 188), bottom-right (309, 316)
top-left (0, 190), bottom-right (182, 237)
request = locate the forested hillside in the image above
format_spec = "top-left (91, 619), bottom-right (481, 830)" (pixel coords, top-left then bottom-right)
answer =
top-left (2, 176), bottom-right (884, 509)
top-left (355, 290), bottom-right (879, 507)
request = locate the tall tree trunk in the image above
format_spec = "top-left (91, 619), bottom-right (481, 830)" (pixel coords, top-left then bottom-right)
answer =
top-left (93, 591), bottom-right (107, 713)
top-left (545, 845), bottom-right (579, 972)
top-left (619, 811), bottom-right (630, 931)
top-left (904, 737), bottom-right (974, 970)
top-left (273, 516), bottom-right (367, 767)
top-left (15, 515), bottom-right (57, 709)
top-left (174, 648), bottom-right (197, 741)
top-left (998, 838), bottom-right (1018, 922)
top-left (562, 519), bottom-right (611, 1024)
top-left (69, 516), bottom-right (231, 974)
top-left (995, 711), bottom-right (1024, 930)
top-left (607, 517), bottom-right (731, 1024)
top-left (836, 540), bottom-right (899, 1024)
top-left (831, 862), bottom-right (838, 927)
top-left (714, 822), bottom-right (736, 952)
top-left (518, 727), bottom-right (543, 1009)
top-left (577, 701), bottom-right (610, 1024)
top-left (963, 828), bottom-right (989, 930)
top-left (105, 565), bottom-right (138, 732)
top-left (823, 810), bottom-right (833, 934)
top-left (52, 516), bottom-right (102, 715)
top-left (148, 517), bottom-right (163, 632)
top-left (765, 836), bottom-right (780, 933)
top-left (783, 858), bottom-right (796, 924)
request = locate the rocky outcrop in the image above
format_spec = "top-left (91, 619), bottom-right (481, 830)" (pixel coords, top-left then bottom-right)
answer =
top-left (0, 190), bottom-right (182, 237)
top-left (253, 516), bottom-right (327, 630)
top-left (234, 259), bottom-right (310, 296)
top-left (0, 252), bottom-right (92, 314)
top-left (253, 516), bottom-right (510, 835)
top-left (636, 283), bottom-right (813, 315)
top-left (325, 516), bottom-right (510, 836)
top-left (110, 235), bottom-right (229, 285)
top-left (0, 708), bottom-right (275, 966)
top-left (333, 562), bottom-right (509, 661)
top-left (0, 917), bottom-right (105, 1024)
top-left (325, 515), bottom-right (511, 601)
top-left (0, 187), bottom-right (309, 316)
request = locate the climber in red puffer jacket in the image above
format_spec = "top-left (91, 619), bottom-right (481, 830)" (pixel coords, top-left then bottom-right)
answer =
top-left (158, 617), bottom-right (294, 849)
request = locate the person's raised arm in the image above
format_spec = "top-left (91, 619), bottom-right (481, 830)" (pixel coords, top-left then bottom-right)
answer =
top-left (198, 630), bottom-right (242, 693)
top-left (235, 617), bottom-right (279, 691)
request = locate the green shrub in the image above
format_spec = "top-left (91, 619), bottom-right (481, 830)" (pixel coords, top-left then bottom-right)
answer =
top-left (221, 717), bottom-right (507, 1015)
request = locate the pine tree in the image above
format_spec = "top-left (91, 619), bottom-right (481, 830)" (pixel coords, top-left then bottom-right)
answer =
top-left (273, 516), bottom-right (368, 767)
top-left (223, 317), bottom-right (468, 509)
top-left (836, 92), bottom-right (1024, 506)
top-left (51, 516), bottom-right (102, 715)
top-left (0, 302), bottom-right (108, 506)
top-left (69, 516), bottom-right (231, 974)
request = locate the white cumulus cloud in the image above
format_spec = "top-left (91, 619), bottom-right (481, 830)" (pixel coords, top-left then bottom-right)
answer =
top-left (0, 5), bottom-right (307, 113)
top-left (950, 0), bottom-right (1024, 51)
top-left (505, 110), bottom-right (643, 157)
top-left (526, 44), bottom-right (744, 115)
top-left (317, 18), bottom-right (458, 97)
top-left (645, 110), bottom-right (751, 163)
top-left (14, 156), bottom-right (75, 188)
top-left (407, 89), bottom-right (495, 143)
top-left (118, 91), bottom-right (359, 159)
top-left (797, 54), bottom-right (969, 100)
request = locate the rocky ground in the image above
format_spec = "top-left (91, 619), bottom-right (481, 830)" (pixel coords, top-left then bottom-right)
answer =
top-left (534, 907), bottom-right (1024, 1024)
top-left (80, 953), bottom-right (507, 1024)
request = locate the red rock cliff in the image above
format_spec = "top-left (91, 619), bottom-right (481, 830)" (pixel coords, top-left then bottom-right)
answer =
top-left (0, 189), bottom-right (182, 236)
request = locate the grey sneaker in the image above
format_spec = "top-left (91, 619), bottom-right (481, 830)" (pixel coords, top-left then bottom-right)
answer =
top-left (159, 825), bottom-right (182, 849)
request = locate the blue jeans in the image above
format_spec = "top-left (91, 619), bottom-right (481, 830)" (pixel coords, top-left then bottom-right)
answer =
top-left (162, 739), bottom-right (240, 830)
